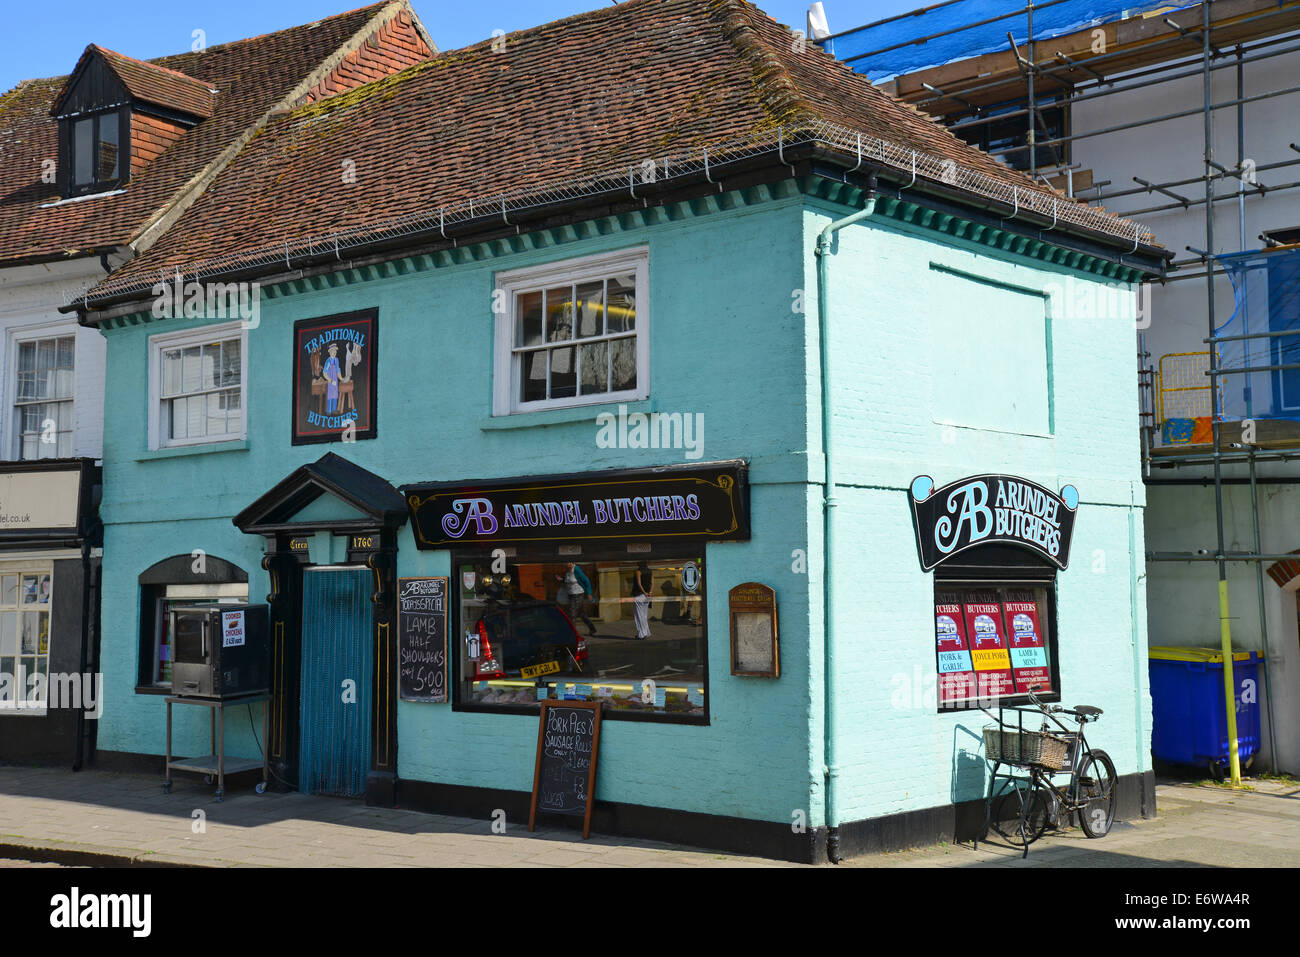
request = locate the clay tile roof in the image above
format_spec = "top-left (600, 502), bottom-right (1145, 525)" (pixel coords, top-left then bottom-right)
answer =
top-left (76, 45), bottom-right (217, 118)
top-left (0, 1), bottom-right (394, 265)
top-left (85, 0), bottom-right (1158, 304)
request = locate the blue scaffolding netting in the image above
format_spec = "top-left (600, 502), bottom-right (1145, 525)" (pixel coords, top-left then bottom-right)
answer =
top-left (824, 0), bottom-right (1195, 81)
top-left (1215, 247), bottom-right (1300, 422)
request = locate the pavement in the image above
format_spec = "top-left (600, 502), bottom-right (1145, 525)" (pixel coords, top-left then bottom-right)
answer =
top-left (0, 765), bottom-right (1296, 867)
top-left (850, 776), bottom-right (1300, 868)
top-left (0, 766), bottom-right (789, 868)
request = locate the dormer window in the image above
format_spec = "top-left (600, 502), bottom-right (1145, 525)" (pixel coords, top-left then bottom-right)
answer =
top-left (69, 108), bottom-right (125, 194)
top-left (51, 44), bottom-right (214, 199)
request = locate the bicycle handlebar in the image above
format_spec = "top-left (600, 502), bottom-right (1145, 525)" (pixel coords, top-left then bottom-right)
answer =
top-left (980, 686), bottom-right (1100, 730)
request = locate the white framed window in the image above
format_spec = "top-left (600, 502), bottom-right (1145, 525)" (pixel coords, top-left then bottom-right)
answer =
top-left (11, 332), bottom-right (76, 460)
top-left (148, 322), bottom-right (247, 449)
top-left (493, 247), bottom-right (649, 415)
top-left (0, 564), bottom-right (54, 712)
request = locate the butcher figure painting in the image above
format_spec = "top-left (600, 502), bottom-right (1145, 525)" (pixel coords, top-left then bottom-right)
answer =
top-left (323, 343), bottom-right (341, 414)
top-left (292, 310), bottom-right (378, 445)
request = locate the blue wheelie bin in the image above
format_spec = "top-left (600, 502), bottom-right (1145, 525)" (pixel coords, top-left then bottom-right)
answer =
top-left (1148, 646), bottom-right (1262, 778)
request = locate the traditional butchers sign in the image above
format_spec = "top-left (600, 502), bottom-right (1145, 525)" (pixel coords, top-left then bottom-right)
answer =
top-left (908, 474), bottom-right (1079, 571)
top-left (397, 577), bottom-right (448, 703)
top-left (529, 700), bottom-right (602, 839)
top-left (291, 309), bottom-right (378, 446)
top-left (402, 462), bottom-right (749, 548)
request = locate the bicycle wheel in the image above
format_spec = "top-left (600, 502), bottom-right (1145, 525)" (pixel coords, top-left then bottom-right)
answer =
top-left (993, 780), bottom-right (1048, 848)
top-left (1075, 748), bottom-right (1117, 838)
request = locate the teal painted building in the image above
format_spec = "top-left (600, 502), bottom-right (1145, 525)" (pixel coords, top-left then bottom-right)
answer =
top-left (73, 0), bottom-right (1167, 861)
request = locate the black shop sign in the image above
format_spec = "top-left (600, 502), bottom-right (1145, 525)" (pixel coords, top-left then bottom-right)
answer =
top-left (908, 474), bottom-right (1079, 572)
top-left (401, 461), bottom-right (749, 549)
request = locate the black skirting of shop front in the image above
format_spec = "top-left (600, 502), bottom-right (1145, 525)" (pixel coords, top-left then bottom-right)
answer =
top-left (394, 769), bottom-right (1155, 864)
top-left (0, 459), bottom-right (102, 768)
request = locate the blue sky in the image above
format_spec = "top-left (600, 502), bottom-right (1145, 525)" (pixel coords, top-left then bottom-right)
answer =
top-left (1, 0), bottom-right (918, 93)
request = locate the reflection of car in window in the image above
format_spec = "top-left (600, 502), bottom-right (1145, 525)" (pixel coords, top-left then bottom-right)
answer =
top-left (472, 600), bottom-right (588, 680)
top-left (935, 615), bottom-right (963, 649)
top-left (972, 614), bottom-right (1000, 647)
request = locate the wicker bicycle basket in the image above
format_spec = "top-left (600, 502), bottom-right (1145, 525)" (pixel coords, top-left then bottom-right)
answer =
top-left (983, 727), bottom-right (1070, 770)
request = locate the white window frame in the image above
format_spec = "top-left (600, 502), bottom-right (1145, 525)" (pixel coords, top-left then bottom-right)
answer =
top-left (493, 247), bottom-right (650, 416)
top-left (8, 321), bottom-right (78, 461)
top-left (147, 322), bottom-right (248, 450)
top-left (0, 561), bottom-right (55, 715)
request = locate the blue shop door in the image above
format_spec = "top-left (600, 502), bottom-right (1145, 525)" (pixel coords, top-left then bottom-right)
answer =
top-left (299, 568), bottom-right (373, 797)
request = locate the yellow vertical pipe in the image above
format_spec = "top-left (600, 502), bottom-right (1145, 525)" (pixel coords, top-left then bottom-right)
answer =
top-left (1218, 579), bottom-right (1241, 786)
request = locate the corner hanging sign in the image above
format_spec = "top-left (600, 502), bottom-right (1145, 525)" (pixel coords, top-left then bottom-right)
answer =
top-left (908, 474), bottom-right (1079, 572)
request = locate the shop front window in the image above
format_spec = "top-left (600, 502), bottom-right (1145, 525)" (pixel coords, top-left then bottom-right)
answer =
top-left (456, 544), bottom-right (706, 721)
top-left (0, 568), bottom-right (54, 710)
top-left (934, 582), bottom-right (1056, 711)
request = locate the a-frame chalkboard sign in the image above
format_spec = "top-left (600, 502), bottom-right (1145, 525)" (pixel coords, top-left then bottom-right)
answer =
top-left (529, 700), bottom-right (602, 839)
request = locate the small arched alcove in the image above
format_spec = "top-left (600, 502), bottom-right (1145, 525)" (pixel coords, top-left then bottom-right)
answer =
top-left (136, 553), bottom-right (248, 692)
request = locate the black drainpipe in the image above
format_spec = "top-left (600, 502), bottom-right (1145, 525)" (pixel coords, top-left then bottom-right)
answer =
top-left (72, 504), bottom-right (102, 772)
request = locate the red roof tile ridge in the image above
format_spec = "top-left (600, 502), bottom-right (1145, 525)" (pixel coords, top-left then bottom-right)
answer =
top-left (89, 45), bottom-right (215, 88)
top-left (727, 0), bottom-right (1113, 224)
top-left (283, 0), bottom-right (651, 124)
top-left (708, 0), bottom-right (818, 131)
top-left (0, 78), bottom-right (36, 112)
top-left (192, 1), bottom-right (392, 56)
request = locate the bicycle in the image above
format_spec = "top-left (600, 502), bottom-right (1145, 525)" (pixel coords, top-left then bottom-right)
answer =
top-left (981, 688), bottom-right (1117, 857)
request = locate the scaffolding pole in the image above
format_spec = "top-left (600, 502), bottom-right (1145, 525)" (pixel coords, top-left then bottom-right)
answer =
top-left (1202, 1), bottom-right (1243, 789)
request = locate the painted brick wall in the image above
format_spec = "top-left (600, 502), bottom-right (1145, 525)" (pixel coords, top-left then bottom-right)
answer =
top-left (802, 200), bottom-right (1152, 825)
top-left (94, 190), bottom-right (825, 824)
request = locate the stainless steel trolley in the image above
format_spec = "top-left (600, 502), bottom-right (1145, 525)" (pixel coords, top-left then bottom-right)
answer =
top-left (163, 692), bottom-right (270, 802)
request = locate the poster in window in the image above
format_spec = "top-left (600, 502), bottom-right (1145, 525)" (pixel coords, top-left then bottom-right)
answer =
top-left (1005, 599), bottom-right (1052, 694)
top-left (935, 600), bottom-right (976, 707)
top-left (962, 601), bottom-right (1015, 700)
top-left (291, 309), bottom-right (378, 445)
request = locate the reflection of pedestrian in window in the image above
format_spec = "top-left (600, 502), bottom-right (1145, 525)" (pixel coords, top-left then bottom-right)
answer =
top-left (633, 562), bottom-right (652, 640)
top-left (555, 563), bottom-right (597, 636)
top-left (660, 578), bottom-right (682, 624)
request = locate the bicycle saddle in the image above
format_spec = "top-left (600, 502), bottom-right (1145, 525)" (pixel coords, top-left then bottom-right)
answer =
top-left (1074, 705), bottom-right (1103, 717)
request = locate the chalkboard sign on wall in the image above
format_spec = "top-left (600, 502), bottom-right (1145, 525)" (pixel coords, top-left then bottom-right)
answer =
top-left (529, 701), bottom-right (602, 839)
top-left (397, 578), bottom-right (448, 704)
